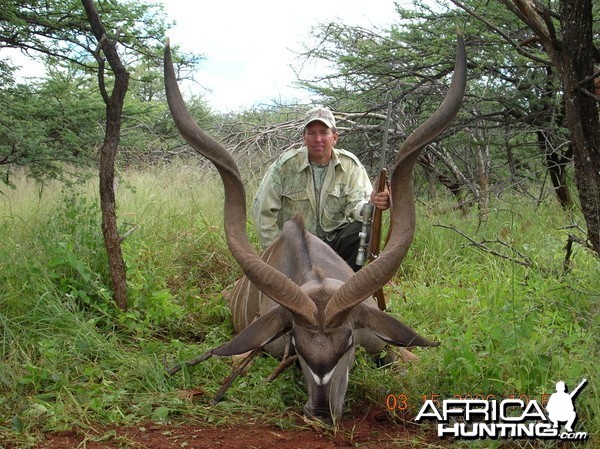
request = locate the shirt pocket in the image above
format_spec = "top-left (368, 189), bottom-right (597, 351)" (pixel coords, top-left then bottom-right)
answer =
top-left (322, 184), bottom-right (348, 224)
top-left (281, 187), bottom-right (311, 221)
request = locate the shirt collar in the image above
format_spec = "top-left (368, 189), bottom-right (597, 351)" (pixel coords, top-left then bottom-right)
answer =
top-left (299, 147), bottom-right (343, 172)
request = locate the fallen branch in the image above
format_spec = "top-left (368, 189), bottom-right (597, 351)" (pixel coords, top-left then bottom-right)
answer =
top-left (434, 223), bottom-right (533, 267)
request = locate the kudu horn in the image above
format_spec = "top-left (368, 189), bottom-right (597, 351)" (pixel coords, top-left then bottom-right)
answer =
top-left (324, 32), bottom-right (467, 326)
top-left (164, 40), bottom-right (317, 325)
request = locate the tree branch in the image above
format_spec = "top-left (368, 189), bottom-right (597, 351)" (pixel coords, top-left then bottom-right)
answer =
top-left (433, 223), bottom-right (533, 267)
top-left (449, 0), bottom-right (550, 65)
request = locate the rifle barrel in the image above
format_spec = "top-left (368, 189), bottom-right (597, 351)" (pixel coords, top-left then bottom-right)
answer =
top-left (379, 101), bottom-right (393, 173)
top-left (569, 378), bottom-right (588, 398)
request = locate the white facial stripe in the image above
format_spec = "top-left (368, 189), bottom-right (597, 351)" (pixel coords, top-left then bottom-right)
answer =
top-left (308, 365), bottom-right (336, 386)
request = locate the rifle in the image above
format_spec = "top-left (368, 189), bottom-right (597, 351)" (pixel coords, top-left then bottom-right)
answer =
top-left (356, 102), bottom-right (393, 311)
top-left (569, 378), bottom-right (588, 399)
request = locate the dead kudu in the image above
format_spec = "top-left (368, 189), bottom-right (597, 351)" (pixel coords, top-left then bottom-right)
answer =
top-left (164, 33), bottom-right (466, 422)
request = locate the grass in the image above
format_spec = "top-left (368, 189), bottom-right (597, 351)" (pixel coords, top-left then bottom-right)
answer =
top-left (0, 163), bottom-right (598, 448)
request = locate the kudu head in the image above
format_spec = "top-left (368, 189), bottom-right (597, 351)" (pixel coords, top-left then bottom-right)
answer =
top-left (164, 33), bottom-right (466, 421)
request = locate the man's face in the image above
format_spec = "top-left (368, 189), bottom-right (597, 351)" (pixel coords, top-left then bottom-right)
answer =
top-left (303, 121), bottom-right (339, 165)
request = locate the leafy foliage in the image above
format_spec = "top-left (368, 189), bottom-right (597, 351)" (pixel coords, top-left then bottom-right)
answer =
top-left (0, 73), bottom-right (104, 184)
top-left (0, 0), bottom-right (168, 67)
top-left (0, 0), bottom-right (208, 184)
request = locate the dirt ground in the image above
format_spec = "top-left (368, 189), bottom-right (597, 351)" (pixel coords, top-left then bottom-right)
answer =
top-left (34, 406), bottom-right (444, 449)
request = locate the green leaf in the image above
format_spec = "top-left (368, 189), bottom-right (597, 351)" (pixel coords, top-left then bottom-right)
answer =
top-left (151, 406), bottom-right (170, 422)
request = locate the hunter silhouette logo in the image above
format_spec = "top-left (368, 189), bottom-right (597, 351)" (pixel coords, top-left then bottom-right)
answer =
top-left (415, 378), bottom-right (589, 441)
top-left (546, 379), bottom-right (587, 433)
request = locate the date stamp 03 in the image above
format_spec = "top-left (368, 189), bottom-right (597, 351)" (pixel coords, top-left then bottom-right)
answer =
top-left (385, 393), bottom-right (550, 412)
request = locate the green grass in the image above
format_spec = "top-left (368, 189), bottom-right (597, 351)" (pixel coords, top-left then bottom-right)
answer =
top-left (0, 165), bottom-right (598, 448)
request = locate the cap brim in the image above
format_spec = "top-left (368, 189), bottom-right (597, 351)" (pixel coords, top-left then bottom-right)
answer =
top-left (305, 118), bottom-right (334, 128)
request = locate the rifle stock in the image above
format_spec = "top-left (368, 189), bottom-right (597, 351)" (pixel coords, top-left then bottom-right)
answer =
top-left (369, 168), bottom-right (388, 310)
top-left (369, 168), bottom-right (387, 260)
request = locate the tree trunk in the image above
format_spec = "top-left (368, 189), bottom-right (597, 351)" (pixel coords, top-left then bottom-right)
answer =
top-left (558, 0), bottom-right (600, 254)
top-left (538, 64), bottom-right (574, 210)
top-left (502, 0), bottom-right (600, 254)
top-left (472, 114), bottom-right (490, 216)
top-left (538, 131), bottom-right (573, 210)
top-left (82, 0), bottom-right (129, 310)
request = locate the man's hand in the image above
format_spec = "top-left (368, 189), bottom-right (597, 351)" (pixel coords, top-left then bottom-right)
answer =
top-left (371, 188), bottom-right (390, 210)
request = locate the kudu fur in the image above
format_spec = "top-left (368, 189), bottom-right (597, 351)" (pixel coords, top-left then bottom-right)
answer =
top-left (164, 33), bottom-right (466, 421)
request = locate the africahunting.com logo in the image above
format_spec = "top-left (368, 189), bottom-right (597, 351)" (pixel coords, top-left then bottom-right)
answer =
top-left (414, 379), bottom-right (589, 441)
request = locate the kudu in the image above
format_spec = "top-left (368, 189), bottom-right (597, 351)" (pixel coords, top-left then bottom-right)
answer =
top-left (164, 33), bottom-right (466, 421)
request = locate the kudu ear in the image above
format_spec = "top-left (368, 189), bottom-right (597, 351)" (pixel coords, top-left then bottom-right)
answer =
top-left (211, 306), bottom-right (292, 357)
top-left (354, 303), bottom-right (439, 348)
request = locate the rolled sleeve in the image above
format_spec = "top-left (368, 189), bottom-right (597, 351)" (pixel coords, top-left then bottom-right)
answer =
top-left (251, 165), bottom-right (282, 249)
top-left (347, 162), bottom-right (373, 222)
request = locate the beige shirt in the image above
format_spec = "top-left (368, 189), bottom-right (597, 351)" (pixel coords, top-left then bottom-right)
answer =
top-left (251, 146), bottom-right (372, 249)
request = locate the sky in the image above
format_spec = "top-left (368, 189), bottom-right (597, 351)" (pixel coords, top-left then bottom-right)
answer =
top-left (7, 0), bottom-right (408, 112)
top-left (160, 0), bottom-right (405, 112)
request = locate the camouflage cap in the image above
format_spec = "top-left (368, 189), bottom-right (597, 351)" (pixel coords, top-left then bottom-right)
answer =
top-left (303, 106), bottom-right (336, 129)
